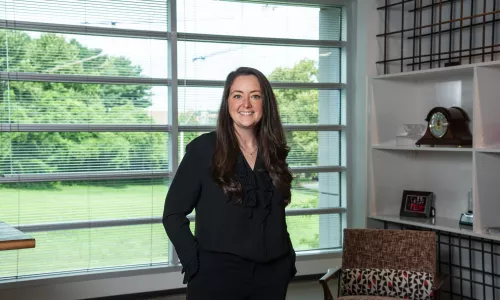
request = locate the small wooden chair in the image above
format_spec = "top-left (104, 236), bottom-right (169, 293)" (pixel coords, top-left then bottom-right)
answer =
top-left (319, 228), bottom-right (446, 300)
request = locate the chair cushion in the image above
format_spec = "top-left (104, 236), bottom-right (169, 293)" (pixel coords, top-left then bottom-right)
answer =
top-left (340, 268), bottom-right (434, 300)
top-left (338, 296), bottom-right (402, 300)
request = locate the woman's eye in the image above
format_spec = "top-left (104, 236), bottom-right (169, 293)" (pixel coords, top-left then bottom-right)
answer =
top-left (252, 95), bottom-right (261, 99)
top-left (233, 94), bottom-right (241, 99)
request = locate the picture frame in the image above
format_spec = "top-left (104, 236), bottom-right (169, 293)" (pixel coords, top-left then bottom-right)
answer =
top-left (399, 190), bottom-right (434, 218)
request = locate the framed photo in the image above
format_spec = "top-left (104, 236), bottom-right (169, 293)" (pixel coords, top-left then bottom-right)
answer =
top-left (400, 190), bottom-right (434, 218)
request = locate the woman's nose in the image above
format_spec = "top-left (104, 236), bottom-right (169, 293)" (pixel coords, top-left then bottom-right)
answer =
top-left (242, 96), bottom-right (251, 108)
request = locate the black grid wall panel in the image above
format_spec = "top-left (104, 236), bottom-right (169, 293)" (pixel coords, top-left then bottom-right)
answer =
top-left (377, 0), bottom-right (500, 74)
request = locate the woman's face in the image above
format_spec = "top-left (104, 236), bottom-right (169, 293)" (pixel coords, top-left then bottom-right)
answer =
top-left (228, 75), bottom-right (263, 131)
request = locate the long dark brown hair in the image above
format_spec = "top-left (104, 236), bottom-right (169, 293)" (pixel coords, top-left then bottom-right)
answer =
top-left (211, 67), bottom-right (293, 205)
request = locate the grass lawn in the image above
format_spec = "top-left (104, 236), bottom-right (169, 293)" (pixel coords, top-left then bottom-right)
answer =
top-left (0, 183), bottom-right (324, 278)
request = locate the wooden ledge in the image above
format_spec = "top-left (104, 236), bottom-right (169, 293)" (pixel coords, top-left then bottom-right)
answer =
top-left (0, 221), bottom-right (36, 251)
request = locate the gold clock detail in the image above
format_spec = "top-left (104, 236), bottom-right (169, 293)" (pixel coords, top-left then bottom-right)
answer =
top-left (429, 111), bottom-right (448, 138)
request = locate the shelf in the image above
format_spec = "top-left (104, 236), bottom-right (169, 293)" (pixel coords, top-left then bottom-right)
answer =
top-left (372, 145), bottom-right (473, 152)
top-left (475, 66), bottom-right (500, 148)
top-left (369, 59), bottom-right (500, 238)
top-left (373, 60), bottom-right (500, 80)
top-left (368, 215), bottom-right (500, 242)
top-left (370, 70), bottom-right (473, 146)
top-left (370, 150), bottom-right (472, 221)
top-left (475, 152), bottom-right (500, 233)
top-left (476, 148), bottom-right (500, 153)
top-left (476, 61), bottom-right (500, 70)
top-left (372, 64), bottom-right (474, 81)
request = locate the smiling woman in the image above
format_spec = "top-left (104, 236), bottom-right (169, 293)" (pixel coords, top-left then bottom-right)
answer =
top-left (163, 67), bottom-right (295, 299)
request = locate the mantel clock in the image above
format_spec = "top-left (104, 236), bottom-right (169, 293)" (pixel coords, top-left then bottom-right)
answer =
top-left (416, 106), bottom-right (472, 147)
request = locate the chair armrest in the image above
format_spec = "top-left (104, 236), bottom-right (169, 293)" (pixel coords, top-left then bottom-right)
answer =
top-left (319, 267), bottom-right (341, 300)
top-left (432, 272), bottom-right (448, 291)
top-left (320, 267), bottom-right (341, 283)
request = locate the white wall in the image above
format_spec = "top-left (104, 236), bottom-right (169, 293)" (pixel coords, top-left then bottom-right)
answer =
top-left (347, 0), bottom-right (378, 229)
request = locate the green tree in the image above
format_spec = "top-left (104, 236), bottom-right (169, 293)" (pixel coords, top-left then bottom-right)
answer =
top-left (0, 30), bottom-right (165, 184)
top-left (178, 112), bottom-right (204, 157)
top-left (268, 59), bottom-right (319, 168)
top-left (0, 30), bottom-right (321, 187)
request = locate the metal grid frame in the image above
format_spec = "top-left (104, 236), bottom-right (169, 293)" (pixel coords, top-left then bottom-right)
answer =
top-left (376, 0), bottom-right (500, 74)
top-left (382, 221), bottom-right (500, 300)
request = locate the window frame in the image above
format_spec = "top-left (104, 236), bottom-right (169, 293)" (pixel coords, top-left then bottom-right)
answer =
top-left (0, 0), bottom-right (352, 282)
top-left (169, 0), bottom-right (350, 262)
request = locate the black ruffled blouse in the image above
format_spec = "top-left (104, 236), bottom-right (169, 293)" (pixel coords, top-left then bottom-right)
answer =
top-left (162, 132), bottom-right (296, 284)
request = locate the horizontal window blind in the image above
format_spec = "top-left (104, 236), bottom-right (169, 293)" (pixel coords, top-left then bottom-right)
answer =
top-left (0, 132), bottom-right (169, 175)
top-left (1, 0), bottom-right (168, 31)
top-left (178, 0), bottom-right (348, 259)
top-left (0, 31), bottom-right (168, 77)
top-left (178, 0), bottom-right (343, 41)
top-left (0, 178), bottom-right (169, 278)
top-left (0, 178), bottom-right (168, 225)
top-left (286, 213), bottom-right (343, 251)
top-left (0, 224), bottom-right (169, 277)
top-left (178, 42), bottom-right (342, 82)
top-left (0, 82), bottom-right (168, 125)
top-left (286, 131), bottom-right (341, 167)
top-left (178, 87), bottom-right (345, 126)
top-left (0, 0), bottom-right (348, 281)
top-left (0, 0), bottom-right (171, 281)
top-left (290, 172), bottom-right (343, 209)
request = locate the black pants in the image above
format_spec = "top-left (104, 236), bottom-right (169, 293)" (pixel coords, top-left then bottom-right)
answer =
top-left (186, 250), bottom-right (293, 300)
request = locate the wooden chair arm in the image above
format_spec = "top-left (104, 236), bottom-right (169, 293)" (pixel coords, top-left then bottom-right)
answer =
top-left (431, 272), bottom-right (448, 300)
top-left (432, 272), bottom-right (448, 291)
top-left (319, 267), bottom-right (341, 300)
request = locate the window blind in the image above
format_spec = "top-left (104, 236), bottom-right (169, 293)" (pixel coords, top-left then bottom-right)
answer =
top-left (1, 0), bottom-right (168, 31)
top-left (0, 0), bottom-right (348, 280)
top-left (0, 0), bottom-right (171, 280)
top-left (178, 87), bottom-right (344, 125)
top-left (177, 0), bottom-right (348, 256)
top-left (177, 0), bottom-right (343, 41)
top-left (0, 83), bottom-right (168, 125)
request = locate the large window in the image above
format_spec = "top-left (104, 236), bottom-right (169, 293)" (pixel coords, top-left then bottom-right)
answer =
top-left (0, 0), bottom-right (347, 280)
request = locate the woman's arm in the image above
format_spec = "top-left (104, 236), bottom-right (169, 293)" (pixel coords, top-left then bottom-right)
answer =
top-left (162, 142), bottom-right (202, 283)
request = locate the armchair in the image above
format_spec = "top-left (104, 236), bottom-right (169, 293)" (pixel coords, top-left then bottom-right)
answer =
top-left (320, 229), bottom-right (446, 300)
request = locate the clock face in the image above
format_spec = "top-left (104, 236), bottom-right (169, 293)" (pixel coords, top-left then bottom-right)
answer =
top-left (429, 111), bottom-right (448, 138)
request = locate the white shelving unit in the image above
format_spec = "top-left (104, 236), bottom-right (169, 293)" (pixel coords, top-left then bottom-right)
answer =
top-left (367, 60), bottom-right (500, 241)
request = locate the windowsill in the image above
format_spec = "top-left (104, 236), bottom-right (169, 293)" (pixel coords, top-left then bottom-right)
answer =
top-left (0, 248), bottom-right (342, 290)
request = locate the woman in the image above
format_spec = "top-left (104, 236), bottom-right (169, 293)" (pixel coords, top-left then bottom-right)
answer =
top-left (162, 67), bottom-right (296, 299)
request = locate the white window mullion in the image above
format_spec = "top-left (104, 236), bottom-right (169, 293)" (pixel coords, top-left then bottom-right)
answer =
top-left (15, 207), bottom-right (345, 233)
top-left (0, 19), bottom-right (171, 40)
top-left (0, 170), bottom-right (171, 183)
top-left (167, 0), bottom-right (180, 266)
top-left (178, 32), bottom-right (346, 48)
top-left (0, 124), bottom-right (172, 132)
top-left (178, 124), bottom-right (346, 132)
top-left (0, 72), bottom-right (170, 85)
top-left (177, 79), bottom-right (345, 89)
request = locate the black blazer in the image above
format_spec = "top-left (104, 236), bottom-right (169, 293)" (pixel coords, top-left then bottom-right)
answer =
top-left (162, 131), bottom-right (296, 283)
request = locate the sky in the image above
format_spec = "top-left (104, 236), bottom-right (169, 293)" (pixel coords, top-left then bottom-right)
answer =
top-left (3, 0), bottom-right (336, 114)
